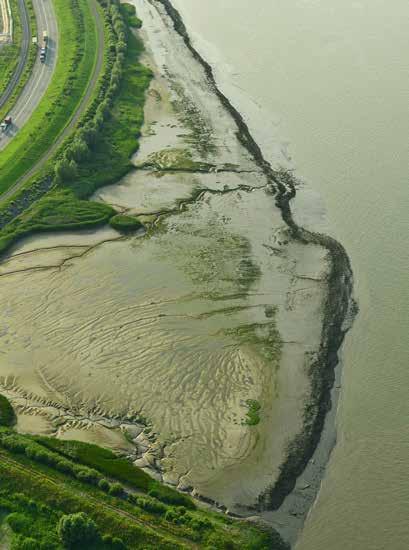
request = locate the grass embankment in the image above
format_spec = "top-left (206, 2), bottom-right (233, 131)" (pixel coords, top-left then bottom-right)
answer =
top-left (0, 0), bottom-right (37, 121)
top-left (0, 0), bottom-right (98, 190)
top-left (0, 1), bottom-right (149, 253)
top-left (0, 396), bottom-right (289, 549)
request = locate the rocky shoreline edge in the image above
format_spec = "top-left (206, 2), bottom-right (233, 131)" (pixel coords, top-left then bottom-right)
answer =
top-left (153, 0), bottom-right (356, 519)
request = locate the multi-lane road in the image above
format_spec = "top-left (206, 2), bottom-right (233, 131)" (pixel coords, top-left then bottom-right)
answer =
top-left (0, 0), bottom-right (31, 111)
top-left (0, 0), bottom-right (104, 204)
top-left (0, 0), bottom-right (57, 151)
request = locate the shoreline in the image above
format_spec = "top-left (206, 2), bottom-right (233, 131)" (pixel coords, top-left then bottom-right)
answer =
top-left (154, 0), bottom-right (355, 523)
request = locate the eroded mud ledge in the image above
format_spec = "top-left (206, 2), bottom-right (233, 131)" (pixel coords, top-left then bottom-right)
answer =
top-left (154, 0), bottom-right (355, 514)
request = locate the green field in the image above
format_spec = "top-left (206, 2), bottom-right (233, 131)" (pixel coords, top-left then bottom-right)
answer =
top-left (0, 0), bottom-right (98, 191)
top-left (0, 397), bottom-right (289, 549)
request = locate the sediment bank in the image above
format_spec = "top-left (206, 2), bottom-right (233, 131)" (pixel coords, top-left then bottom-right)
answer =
top-left (154, 0), bottom-right (355, 513)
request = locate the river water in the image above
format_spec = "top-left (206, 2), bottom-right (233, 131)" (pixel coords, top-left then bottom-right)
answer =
top-left (170, 0), bottom-right (409, 548)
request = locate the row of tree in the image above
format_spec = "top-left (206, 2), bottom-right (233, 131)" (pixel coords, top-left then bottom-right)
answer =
top-left (54, 0), bottom-right (128, 184)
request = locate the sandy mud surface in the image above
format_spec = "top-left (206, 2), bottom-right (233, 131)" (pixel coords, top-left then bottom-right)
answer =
top-left (0, 0), bottom-right (331, 514)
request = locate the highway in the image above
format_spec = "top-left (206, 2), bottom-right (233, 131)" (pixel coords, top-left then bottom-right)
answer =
top-left (0, 0), bottom-right (57, 151)
top-left (0, 0), bottom-right (105, 203)
top-left (0, 0), bottom-right (31, 111)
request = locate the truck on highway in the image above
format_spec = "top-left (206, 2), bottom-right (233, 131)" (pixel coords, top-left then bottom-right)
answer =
top-left (40, 30), bottom-right (48, 62)
top-left (0, 117), bottom-right (12, 132)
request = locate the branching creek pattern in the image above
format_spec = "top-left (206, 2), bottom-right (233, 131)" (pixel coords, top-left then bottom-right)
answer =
top-left (0, 0), bottom-right (355, 541)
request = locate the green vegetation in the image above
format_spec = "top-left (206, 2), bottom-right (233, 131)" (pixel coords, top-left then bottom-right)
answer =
top-left (0, 394), bottom-right (15, 426)
top-left (67, 2), bottom-right (152, 198)
top-left (120, 2), bottom-right (142, 28)
top-left (0, 395), bottom-right (289, 549)
top-left (138, 148), bottom-right (214, 172)
top-left (58, 512), bottom-right (100, 548)
top-left (244, 399), bottom-right (261, 426)
top-left (0, 0), bottom-right (151, 256)
top-left (34, 438), bottom-right (153, 492)
top-left (0, 0), bottom-right (38, 122)
top-left (34, 437), bottom-right (195, 509)
top-left (109, 214), bottom-right (143, 232)
top-left (0, 189), bottom-right (114, 251)
top-left (0, 0), bottom-right (98, 191)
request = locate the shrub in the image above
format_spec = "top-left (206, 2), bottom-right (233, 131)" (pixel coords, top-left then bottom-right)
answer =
top-left (0, 395), bottom-right (15, 426)
top-left (57, 512), bottom-right (99, 548)
top-left (136, 497), bottom-right (167, 515)
top-left (14, 537), bottom-right (39, 550)
top-left (109, 214), bottom-right (143, 232)
top-left (6, 512), bottom-right (31, 533)
top-left (73, 466), bottom-right (101, 485)
top-left (108, 483), bottom-right (124, 497)
top-left (102, 535), bottom-right (126, 550)
top-left (148, 482), bottom-right (196, 510)
top-left (98, 478), bottom-right (110, 492)
top-left (55, 158), bottom-right (78, 183)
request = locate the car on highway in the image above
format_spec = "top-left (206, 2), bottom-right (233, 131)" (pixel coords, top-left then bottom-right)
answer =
top-left (0, 117), bottom-right (12, 132)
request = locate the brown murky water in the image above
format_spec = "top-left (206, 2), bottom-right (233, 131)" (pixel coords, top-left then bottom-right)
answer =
top-left (170, 0), bottom-right (409, 547)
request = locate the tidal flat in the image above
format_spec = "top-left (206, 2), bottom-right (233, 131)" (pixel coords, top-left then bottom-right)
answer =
top-left (0, 0), bottom-right (333, 519)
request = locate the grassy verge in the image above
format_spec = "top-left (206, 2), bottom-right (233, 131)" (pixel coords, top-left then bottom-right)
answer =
top-left (0, 0), bottom-right (98, 191)
top-left (0, 0), bottom-right (37, 122)
top-left (0, 396), bottom-right (289, 549)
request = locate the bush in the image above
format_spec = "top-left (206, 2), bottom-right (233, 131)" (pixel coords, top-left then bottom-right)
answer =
top-left (7, 512), bottom-right (31, 533)
top-left (109, 214), bottom-right (143, 232)
top-left (148, 482), bottom-right (196, 510)
top-left (57, 512), bottom-right (99, 548)
top-left (0, 394), bottom-right (15, 426)
top-left (13, 537), bottom-right (39, 550)
top-left (98, 478), bottom-right (110, 492)
top-left (102, 535), bottom-right (126, 550)
top-left (136, 497), bottom-right (167, 515)
top-left (55, 158), bottom-right (78, 183)
top-left (108, 483), bottom-right (124, 497)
